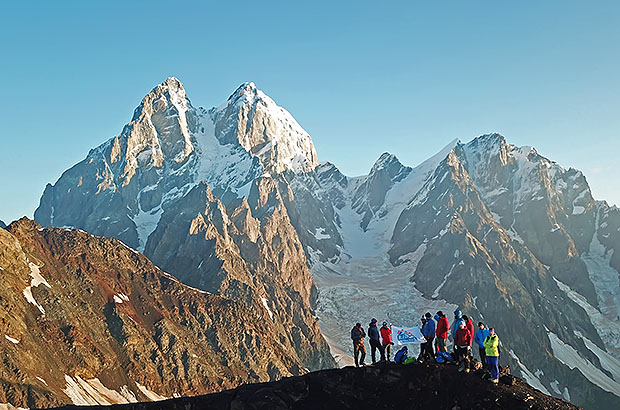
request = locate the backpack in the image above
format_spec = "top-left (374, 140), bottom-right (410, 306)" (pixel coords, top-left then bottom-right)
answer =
top-left (436, 351), bottom-right (455, 364)
top-left (403, 357), bottom-right (416, 365)
top-left (394, 346), bottom-right (408, 364)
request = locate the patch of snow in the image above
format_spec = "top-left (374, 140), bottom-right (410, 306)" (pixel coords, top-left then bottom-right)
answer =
top-left (575, 331), bottom-right (620, 383)
top-left (63, 375), bottom-right (138, 405)
top-left (261, 296), bottom-right (274, 320)
top-left (508, 349), bottom-right (551, 395)
top-left (432, 263), bottom-right (456, 299)
top-left (22, 262), bottom-right (51, 314)
top-left (36, 377), bottom-right (47, 386)
top-left (548, 332), bottom-right (620, 396)
top-left (113, 295), bottom-right (124, 304)
top-left (4, 335), bottom-right (19, 344)
top-left (312, 227), bottom-right (331, 240)
top-left (572, 206), bottom-right (585, 215)
top-left (135, 382), bottom-right (167, 402)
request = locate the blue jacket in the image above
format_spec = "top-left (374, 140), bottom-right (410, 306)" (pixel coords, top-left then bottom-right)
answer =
top-left (368, 323), bottom-right (380, 341)
top-left (474, 328), bottom-right (490, 347)
top-left (422, 318), bottom-right (436, 338)
top-left (451, 310), bottom-right (464, 340)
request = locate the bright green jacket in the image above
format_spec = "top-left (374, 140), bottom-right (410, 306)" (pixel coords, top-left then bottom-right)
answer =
top-left (483, 334), bottom-right (499, 357)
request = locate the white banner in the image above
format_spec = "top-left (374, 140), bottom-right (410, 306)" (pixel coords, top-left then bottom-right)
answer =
top-left (391, 325), bottom-right (426, 345)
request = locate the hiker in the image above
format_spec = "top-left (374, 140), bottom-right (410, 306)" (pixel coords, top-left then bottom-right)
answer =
top-left (350, 322), bottom-right (366, 367)
top-left (454, 321), bottom-right (472, 373)
top-left (421, 312), bottom-right (436, 361)
top-left (380, 322), bottom-right (393, 361)
top-left (451, 310), bottom-right (465, 353)
top-left (463, 315), bottom-right (474, 344)
top-left (474, 322), bottom-right (490, 367)
top-left (435, 311), bottom-right (449, 353)
top-left (368, 318), bottom-right (385, 363)
top-left (484, 328), bottom-right (500, 384)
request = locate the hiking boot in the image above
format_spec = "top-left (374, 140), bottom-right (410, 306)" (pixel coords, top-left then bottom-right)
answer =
top-left (491, 378), bottom-right (499, 384)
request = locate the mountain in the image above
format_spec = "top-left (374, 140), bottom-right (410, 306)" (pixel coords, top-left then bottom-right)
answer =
top-left (33, 79), bottom-right (620, 409)
top-left (286, 134), bottom-right (620, 409)
top-left (52, 363), bottom-right (579, 410)
top-left (0, 220), bottom-right (6, 229)
top-left (0, 218), bottom-right (330, 408)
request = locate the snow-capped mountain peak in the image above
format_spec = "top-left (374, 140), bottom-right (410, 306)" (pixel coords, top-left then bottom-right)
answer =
top-left (211, 82), bottom-right (319, 174)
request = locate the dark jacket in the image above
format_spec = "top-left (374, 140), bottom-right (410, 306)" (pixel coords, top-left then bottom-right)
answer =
top-left (351, 326), bottom-right (366, 343)
top-left (368, 323), bottom-right (380, 341)
top-left (436, 315), bottom-right (449, 338)
top-left (422, 318), bottom-right (436, 338)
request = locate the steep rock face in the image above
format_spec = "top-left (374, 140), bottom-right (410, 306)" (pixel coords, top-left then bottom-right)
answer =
top-left (33, 78), bottom-right (333, 385)
top-left (210, 82), bottom-right (318, 174)
top-left (0, 219), bottom-right (6, 229)
top-left (0, 219), bottom-right (318, 408)
top-left (144, 179), bottom-right (333, 371)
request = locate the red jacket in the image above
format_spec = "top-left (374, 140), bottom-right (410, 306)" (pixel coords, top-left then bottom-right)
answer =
top-left (436, 316), bottom-right (449, 339)
top-left (465, 318), bottom-right (474, 346)
top-left (455, 327), bottom-right (472, 347)
top-left (380, 326), bottom-right (392, 344)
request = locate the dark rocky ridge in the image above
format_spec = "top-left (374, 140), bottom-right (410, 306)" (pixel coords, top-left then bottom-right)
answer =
top-left (53, 363), bottom-right (580, 410)
top-left (0, 219), bottom-right (6, 229)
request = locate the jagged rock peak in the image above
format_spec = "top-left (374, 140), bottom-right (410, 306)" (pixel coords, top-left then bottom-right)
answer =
top-left (212, 81), bottom-right (319, 174)
top-left (0, 219), bottom-right (6, 229)
top-left (370, 152), bottom-right (406, 173)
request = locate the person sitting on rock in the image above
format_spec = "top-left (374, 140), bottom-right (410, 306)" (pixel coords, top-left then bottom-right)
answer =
top-left (434, 311), bottom-right (449, 353)
top-left (420, 312), bottom-right (436, 362)
top-left (367, 318), bottom-right (385, 363)
top-left (455, 321), bottom-right (472, 373)
top-left (380, 321), bottom-right (393, 361)
top-left (484, 327), bottom-right (500, 384)
top-left (351, 322), bottom-right (366, 367)
top-left (475, 322), bottom-right (490, 367)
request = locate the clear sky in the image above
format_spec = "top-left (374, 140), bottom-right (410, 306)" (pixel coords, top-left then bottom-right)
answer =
top-left (1, 1), bottom-right (618, 223)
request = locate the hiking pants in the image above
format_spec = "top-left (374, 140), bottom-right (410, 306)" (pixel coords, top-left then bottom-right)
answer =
top-left (353, 341), bottom-right (366, 366)
top-left (424, 336), bottom-right (435, 359)
top-left (479, 347), bottom-right (487, 367)
top-left (369, 338), bottom-right (385, 363)
top-left (435, 337), bottom-right (447, 352)
top-left (383, 343), bottom-right (391, 361)
top-left (487, 355), bottom-right (499, 380)
top-left (456, 346), bottom-right (470, 370)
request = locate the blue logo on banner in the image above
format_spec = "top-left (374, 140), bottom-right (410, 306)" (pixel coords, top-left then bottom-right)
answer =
top-left (396, 328), bottom-right (418, 343)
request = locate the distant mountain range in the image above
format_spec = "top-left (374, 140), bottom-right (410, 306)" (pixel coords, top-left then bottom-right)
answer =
top-left (0, 77), bottom-right (616, 409)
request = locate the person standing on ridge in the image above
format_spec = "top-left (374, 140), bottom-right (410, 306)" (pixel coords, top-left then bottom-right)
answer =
top-left (451, 310), bottom-right (465, 352)
top-left (435, 311), bottom-right (449, 353)
top-left (380, 321), bottom-right (393, 361)
top-left (484, 328), bottom-right (500, 384)
top-left (454, 321), bottom-right (472, 372)
top-left (421, 312), bottom-right (436, 361)
top-left (475, 322), bottom-right (490, 367)
top-left (351, 322), bottom-right (366, 367)
top-left (368, 318), bottom-right (385, 363)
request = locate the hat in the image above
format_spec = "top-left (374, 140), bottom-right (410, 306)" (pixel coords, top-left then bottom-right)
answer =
top-left (371, 318), bottom-right (377, 323)
top-left (436, 310), bottom-right (444, 317)
top-left (355, 322), bottom-right (361, 327)
top-left (425, 312), bottom-right (432, 319)
top-left (382, 321), bottom-right (388, 326)
top-left (478, 322), bottom-right (484, 327)
top-left (489, 327), bottom-right (495, 333)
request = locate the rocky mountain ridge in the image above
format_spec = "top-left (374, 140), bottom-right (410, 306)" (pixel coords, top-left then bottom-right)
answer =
top-left (32, 78), bottom-right (620, 409)
top-left (52, 363), bottom-right (580, 410)
top-left (0, 218), bottom-right (330, 408)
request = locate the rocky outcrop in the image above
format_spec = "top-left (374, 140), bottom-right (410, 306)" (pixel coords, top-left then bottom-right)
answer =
top-left (0, 218), bottom-right (330, 408)
top-left (53, 363), bottom-right (580, 410)
top-left (0, 219), bottom-right (6, 229)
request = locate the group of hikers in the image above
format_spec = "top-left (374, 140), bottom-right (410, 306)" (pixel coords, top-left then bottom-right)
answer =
top-left (350, 309), bottom-right (502, 384)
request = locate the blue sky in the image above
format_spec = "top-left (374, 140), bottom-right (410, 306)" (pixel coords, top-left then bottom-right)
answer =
top-left (0, 1), bottom-right (618, 223)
